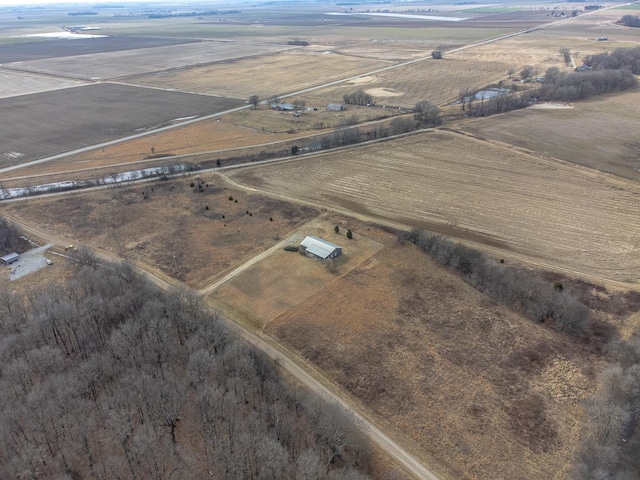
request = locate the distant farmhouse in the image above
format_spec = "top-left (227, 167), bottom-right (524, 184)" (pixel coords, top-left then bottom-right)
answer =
top-left (327, 103), bottom-right (344, 112)
top-left (272, 102), bottom-right (295, 111)
top-left (300, 236), bottom-right (342, 261)
top-left (1, 253), bottom-right (20, 265)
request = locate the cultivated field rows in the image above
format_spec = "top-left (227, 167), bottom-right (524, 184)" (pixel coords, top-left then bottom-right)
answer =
top-left (229, 131), bottom-right (640, 283)
top-left (0, 69), bottom-right (86, 98)
top-left (459, 89), bottom-right (640, 181)
top-left (3, 41), bottom-right (293, 81)
top-left (125, 49), bottom-right (394, 99)
top-left (0, 83), bottom-right (240, 165)
top-left (303, 50), bottom-right (548, 108)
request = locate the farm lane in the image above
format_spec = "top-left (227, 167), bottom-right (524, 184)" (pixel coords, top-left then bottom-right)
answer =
top-left (0, 3), bottom-right (617, 178)
top-left (0, 211), bottom-right (442, 480)
top-left (220, 173), bottom-right (640, 293)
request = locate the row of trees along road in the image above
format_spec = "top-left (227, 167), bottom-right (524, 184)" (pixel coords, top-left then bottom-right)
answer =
top-left (0, 249), bottom-right (374, 480)
top-left (467, 46), bottom-right (639, 117)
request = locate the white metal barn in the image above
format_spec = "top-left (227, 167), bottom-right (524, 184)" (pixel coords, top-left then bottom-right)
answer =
top-left (300, 236), bottom-right (342, 261)
top-left (0, 253), bottom-right (19, 265)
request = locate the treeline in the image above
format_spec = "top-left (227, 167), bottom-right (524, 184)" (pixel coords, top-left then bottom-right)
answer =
top-left (343, 89), bottom-right (374, 106)
top-left (573, 336), bottom-right (640, 479)
top-left (400, 229), bottom-right (591, 335)
top-left (539, 67), bottom-right (638, 101)
top-left (0, 217), bottom-right (28, 255)
top-left (467, 91), bottom-right (534, 117)
top-left (470, 46), bottom-right (639, 116)
top-left (0, 256), bottom-right (372, 479)
top-left (617, 14), bottom-right (640, 28)
top-left (583, 46), bottom-right (640, 74)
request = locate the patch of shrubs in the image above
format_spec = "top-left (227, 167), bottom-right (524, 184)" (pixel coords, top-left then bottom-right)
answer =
top-left (400, 229), bottom-right (591, 336)
top-left (283, 245), bottom-right (299, 252)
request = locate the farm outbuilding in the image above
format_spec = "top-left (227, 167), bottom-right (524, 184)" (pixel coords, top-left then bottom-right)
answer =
top-left (300, 236), bottom-right (342, 261)
top-left (1, 253), bottom-right (20, 265)
top-left (327, 103), bottom-right (344, 112)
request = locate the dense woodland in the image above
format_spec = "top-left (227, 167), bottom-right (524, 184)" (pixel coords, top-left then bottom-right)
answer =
top-left (0, 218), bottom-right (29, 255)
top-left (0, 252), bottom-right (373, 479)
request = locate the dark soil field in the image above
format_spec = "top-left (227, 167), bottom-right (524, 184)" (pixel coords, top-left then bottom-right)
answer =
top-left (0, 36), bottom-right (200, 63)
top-left (0, 83), bottom-right (240, 165)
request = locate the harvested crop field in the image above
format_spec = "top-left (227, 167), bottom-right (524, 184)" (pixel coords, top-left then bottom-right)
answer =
top-left (0, 36), bottom-right (200, 64)
top-left (3, 41), bottom-right (292, 81)
top-left (0, 69), bottom-right (86, 98)
top-left (0, 83), bottom-right (240, 165)
top-left (459, 89), bottom-right (640, 181)
top-left (125, 49), bottom-right (394, 99)
top-left (227, 130), bottom-right (640, 284)
top-left (3, 175), bottom-right (320, 289)
top-left (262, 222), bottom-right (600, 480)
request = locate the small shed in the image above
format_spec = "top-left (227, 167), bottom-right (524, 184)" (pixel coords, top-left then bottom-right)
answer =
top-left (1, 253), bottom-right (20, 265)
top-left (275, 103), bottom-right (295, 111)
top-left (327, 103), bottom-right (344, 112)
top-left (300, 236), bottom-right (342, 261)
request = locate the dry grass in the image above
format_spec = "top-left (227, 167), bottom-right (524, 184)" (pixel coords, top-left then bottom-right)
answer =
top-left (253, 220), bottom-right (603, 480)
top-left (458, 89), bottom-right (640, 181)
top-left (211, 219), bottom-right (382, 328)
top-left (227, 130), bottom-right (640, 284)
top-left (3, 175), bottom-right (320, 289)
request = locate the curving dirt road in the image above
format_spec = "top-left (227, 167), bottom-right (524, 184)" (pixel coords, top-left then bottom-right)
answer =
top-left (1, 212), bottom-right (441, 480)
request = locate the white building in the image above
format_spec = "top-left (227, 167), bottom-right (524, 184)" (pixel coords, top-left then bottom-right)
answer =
top-left (300, 236), bottom-right (342, 261)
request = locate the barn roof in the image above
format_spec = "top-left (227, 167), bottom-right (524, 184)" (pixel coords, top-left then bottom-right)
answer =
top-left (1, 252), bottom-right (19, 263)
top-left (300, 236), bottom-right (341, 259)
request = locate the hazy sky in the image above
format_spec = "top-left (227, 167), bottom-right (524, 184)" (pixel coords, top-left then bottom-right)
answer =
top-left (1, 0), bottom-right (190, 7)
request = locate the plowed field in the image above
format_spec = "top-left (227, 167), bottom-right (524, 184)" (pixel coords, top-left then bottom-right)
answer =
top-left (126, 49), bottom-right (394, 99)
top-left (228, 131), bottom-right (640, 284)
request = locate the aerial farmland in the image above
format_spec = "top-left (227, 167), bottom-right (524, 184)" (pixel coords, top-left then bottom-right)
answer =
top-left (1, 1), bottom-right (639, 479)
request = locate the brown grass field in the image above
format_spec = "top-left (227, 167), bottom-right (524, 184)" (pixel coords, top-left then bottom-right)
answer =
top-left (458, 89), bottom-right (640, 181)
top-left (211, 219), bottom-right (383, 329)
top-left (227, 130), bottom-right (640, 284)
top-left (219, 216), bottom-right (610, 480)
top-left (3, 175), bottom-right (320, 289)
top-left (2, 6), bottom-right (640, 479)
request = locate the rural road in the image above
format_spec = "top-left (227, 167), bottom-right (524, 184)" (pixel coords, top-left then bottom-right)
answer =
top-left (0, 3), bottom-right (620, 178)
top-left (1, 212), bottom-right (441, 480)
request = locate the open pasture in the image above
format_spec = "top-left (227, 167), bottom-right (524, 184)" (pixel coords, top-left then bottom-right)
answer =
top-left (3, 41), bottom-right (292, 81)
top-left (0, 83), bottom-right (239, 166)
top-left (228, 131), bottom-right (640, 283)
top-left (0, 69), bottom-right (86, 99)
top-left (125, 49), bottom-right (393, 99)
top-left (3, 175), bottom-right (320, 289)
top-left (261, 221), bottom-right (600, 480)
top-left (212, 221), bottom-right (382, 328)
top-left (459, 89), bottom-right (640, 181)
